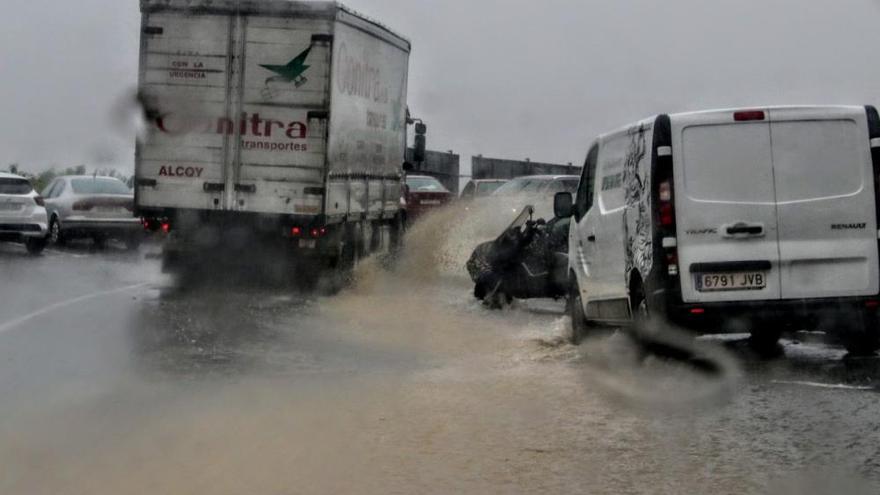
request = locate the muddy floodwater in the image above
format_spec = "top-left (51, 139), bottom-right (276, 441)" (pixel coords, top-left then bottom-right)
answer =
top-left (1, 206), bottom-right (879, 495)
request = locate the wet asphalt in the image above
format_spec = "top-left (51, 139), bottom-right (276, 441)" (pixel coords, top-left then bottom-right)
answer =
top-left (1, 238), bottom-right (879, 495)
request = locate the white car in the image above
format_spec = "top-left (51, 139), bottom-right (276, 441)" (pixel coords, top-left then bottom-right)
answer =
top-left (0, 171), bottom-right (49, 254)
top-left (557, 105), bottom-right (880, 355)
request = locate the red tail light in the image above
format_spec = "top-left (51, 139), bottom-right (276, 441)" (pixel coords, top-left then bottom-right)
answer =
top-left (659, 203), bottom-right (674, 226)
top-left (291, 226), bottom-right (303, 237)
top-left (734, 110), bottom-right (765, 122)
top-left (690, 308), bottom-right (706, 315)
top-left (33, 196), bottom-right (45, 206)
top-left (161, 222), bottom-right (170, 234)
top-left (310, 227), bottom-right (327, 238)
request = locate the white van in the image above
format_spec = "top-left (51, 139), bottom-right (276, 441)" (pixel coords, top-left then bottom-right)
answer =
top-left (555, 105), bottom-right (880, 354)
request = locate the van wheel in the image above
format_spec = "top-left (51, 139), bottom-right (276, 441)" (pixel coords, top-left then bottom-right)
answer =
top-left (568, 279), bottom-right (590, 345)
top-left (841, 314), bottom-right (880, 356)
top-left (748, 328), bottom-right (784, 358)
top-left (629, 284), bottom-right (651, 332)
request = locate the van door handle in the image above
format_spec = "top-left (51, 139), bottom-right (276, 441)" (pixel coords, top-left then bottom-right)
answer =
top-left (587, 234), bottom-right (596, 242)
top-left (725, 223), bottom-right (764, 237)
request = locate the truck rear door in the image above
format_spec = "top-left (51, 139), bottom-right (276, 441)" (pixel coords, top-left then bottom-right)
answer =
top-left (138, 13), bottom-right (233, 211)
top-left (235, 16), bottom-right (332, 215)
top-left (674, 110), bottom-right (782, 303)
top-left (769, 107), bottom-right (879, 299)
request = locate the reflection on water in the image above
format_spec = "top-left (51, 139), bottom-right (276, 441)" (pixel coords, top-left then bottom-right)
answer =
top-left (2, 202), bottom-right (880, 493)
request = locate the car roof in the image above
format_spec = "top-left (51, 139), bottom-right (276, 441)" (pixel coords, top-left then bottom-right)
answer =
top-left (56, 175), bottom-right (124, 181)
top-left (0, 171), bottom-right (28, 180)
top-left (471, 179), bottom-right (507, 183)
top-left (508, 174), bottom-right (580, 180)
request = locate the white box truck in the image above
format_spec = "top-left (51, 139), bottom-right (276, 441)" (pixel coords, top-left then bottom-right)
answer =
top-left (135, 0), bottom-right (414, 278)
top-left (558, 105), bottom-right (880, 355)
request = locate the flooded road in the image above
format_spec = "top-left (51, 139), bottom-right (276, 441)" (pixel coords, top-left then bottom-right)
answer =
top-left (1, 235), bottom-right (880, 495)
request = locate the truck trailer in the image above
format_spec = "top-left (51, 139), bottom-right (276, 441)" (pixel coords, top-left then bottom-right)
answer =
top-left (135, 0), bottom-right (414, 281)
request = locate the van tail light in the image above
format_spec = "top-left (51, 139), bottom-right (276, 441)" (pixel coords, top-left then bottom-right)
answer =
top-left (866, 105), bottom-right (880, 282)
top-left (655, 136), bottom-right (678, 280)
top-left (658, 180), bottom-right (675, 227)
top-left (659, 203), bottom-right (674, 226)
top-left (33, 196), bottom-right (45, 206)
top-left (734, 110), bottom-right (765, 122)
top-left (658, 181), bottom-right (672, 202)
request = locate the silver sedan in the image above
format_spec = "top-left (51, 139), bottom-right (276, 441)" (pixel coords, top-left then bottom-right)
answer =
top-left (42, 176), bottom-right (143, 249)
top-left (0, 171), bottom-right (49, 254)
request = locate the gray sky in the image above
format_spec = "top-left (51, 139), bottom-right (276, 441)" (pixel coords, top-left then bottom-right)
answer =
top-left (2, 0), bottom-right (879, 175)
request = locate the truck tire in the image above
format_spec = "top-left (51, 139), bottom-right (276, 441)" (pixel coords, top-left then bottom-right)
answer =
top-left (124, 233), bottom-right (143, 251)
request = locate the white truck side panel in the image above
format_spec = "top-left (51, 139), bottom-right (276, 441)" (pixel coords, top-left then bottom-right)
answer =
top-left (326, 14), bottom-right (409, 217)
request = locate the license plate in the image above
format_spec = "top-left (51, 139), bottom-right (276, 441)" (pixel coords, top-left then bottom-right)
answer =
top-left (420, 200), bottom-right (441, 205)
top-left (695, 271), bottom-right (766, 291)
top-left (299, 239), bottom-right (317, 249)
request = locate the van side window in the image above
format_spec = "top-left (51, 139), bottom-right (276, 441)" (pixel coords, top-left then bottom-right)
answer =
top-left (574, 144), bottom-right (598, 220)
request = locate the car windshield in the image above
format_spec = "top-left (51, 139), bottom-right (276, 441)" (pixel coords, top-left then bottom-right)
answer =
top-left (406, 176), bottom-right (448, 192)
top-left (0, 178), bottom-right (33, 195)
top-left (70, 178), bottom-right (130, 195)
top-left (476, 181), bottom-right (505, 195)
top-left (492, 177), bottom-right (550, 196)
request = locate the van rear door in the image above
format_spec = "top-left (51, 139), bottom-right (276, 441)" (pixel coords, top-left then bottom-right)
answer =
top-left (674, 110), bottom-right (782, 303)
top-left (769, 107), bottom-right (879, 299)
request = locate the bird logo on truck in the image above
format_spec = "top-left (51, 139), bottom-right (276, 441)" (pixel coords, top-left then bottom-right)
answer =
top-left (260, 46), bottom-right (312, 99)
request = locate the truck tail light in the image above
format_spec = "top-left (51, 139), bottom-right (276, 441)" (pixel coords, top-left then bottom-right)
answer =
top-left (291, 226), bottom-right (303, 237)
top-left (310, 227), bottom-right (327, 238)
top-left (34, 196), bottom-right (45, 206)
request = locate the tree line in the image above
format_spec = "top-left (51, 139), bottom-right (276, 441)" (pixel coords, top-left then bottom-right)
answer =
top-left (3, 164), bottom-right (133, 193)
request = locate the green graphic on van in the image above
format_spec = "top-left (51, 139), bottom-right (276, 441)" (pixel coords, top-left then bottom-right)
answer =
top-left (261, 46), bottom-right (312, 88)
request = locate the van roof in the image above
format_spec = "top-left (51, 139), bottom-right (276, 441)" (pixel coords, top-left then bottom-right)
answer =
top-left (0, 171), bottom-right (26, 180)
top-left (668, 104), bottom-right (866, 121)
top-left (597, 104), bottom-right (868, 142)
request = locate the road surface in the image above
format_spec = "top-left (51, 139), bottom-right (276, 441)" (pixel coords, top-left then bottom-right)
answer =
top-left (1, 233), bottom-right (879, 495)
